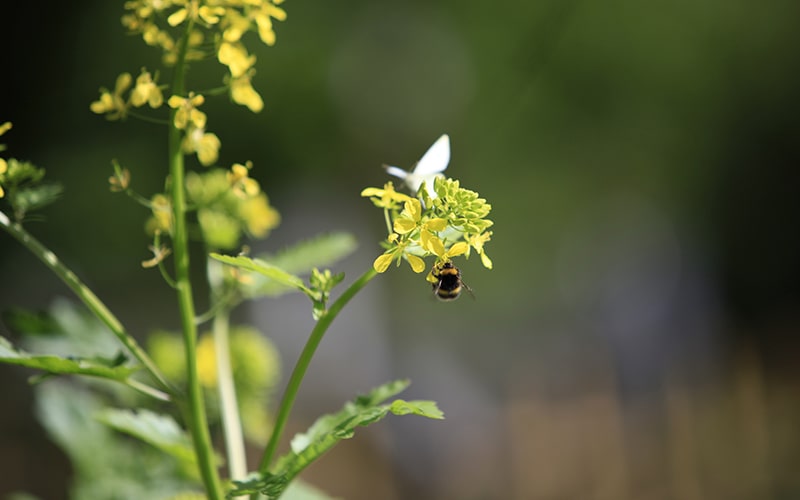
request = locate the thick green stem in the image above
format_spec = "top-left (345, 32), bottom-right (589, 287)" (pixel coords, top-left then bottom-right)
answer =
top-left (169, 20), bottom-right (224, 500)
top-left (258, 268), bottom-right (379, 472)
top-left (0, 210), bottom-right (175, 396)
top-left (207, 257), bottom-right (247, 483)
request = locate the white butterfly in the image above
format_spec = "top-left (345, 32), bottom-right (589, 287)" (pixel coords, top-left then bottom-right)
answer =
top-left (384, 134), bottom-right (450, 197)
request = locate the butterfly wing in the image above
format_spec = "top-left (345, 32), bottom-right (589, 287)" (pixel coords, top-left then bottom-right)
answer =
top-left (384, 165), bottom-right (410, 180)
top-left (383, 134), bottom-right (450, 195)
top-left (413, 134), bottom-right (450, 175)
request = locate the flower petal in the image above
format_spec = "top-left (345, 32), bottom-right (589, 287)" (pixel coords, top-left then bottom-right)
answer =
top-left (373, 253), bottom-right (395, 273)
top-left (406, 254), bottom-right (425, 273)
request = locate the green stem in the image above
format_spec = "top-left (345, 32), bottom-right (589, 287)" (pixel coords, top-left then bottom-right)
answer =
top-left (258, 267), bottom-right (379, 472)
top-left (0, 210), bottom-right (175, 396)
top-left (208, 257), bottom-right (247, 482)
top-left (169, 20), bottom-right (224, 500)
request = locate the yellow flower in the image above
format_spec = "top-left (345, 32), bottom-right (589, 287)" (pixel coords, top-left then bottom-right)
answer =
top-left (220, 1), bottom-right (287, 47)
top-left (183, 126), bottom-right (221, 166)
top-left (168, 0), bottom-right (225, 27)
top-left (228, 162), bottom-right (260, 198)
top-left (218, 42), bottom-right (256, 78)
top-left (393, 198), bottom-right (422, 234)
top-left (168, 92), bottom-right (206, 130)
top-left (373, 253), bottom-right (395, 273)
top-left (240, 194), bottom-right (280, 238)
top-left (372, 245), bottom-right (426, 274)
top-left (252, 1), bottom-right (287, 46)
top-left (130, 69), bottom-right (163, 108)
top-left (124, 0), bottom-right (172, 20)
top-left (0, 122), bottom-right (11, 136)
top-left (230, 72), bottom-right (264, 113)
top-left (149, 194), bottom-right (173, 233)
top-left (406, 254), bottom-right (426, 273)
top-left (221, 7), bottom-right (250, 42)
top-left (0, 158), bottom-right (6, 198)
top-left (466, 231), bottom-right (493, 269)
top-left (361, 182), bottom-right (414, 209)
top-left (90, 73), bottom-right (132, 120)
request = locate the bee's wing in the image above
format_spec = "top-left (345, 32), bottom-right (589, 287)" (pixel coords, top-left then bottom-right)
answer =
top-left (412, 134), bottom-right (450, 175)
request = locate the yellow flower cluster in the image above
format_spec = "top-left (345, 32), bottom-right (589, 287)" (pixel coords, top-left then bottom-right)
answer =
top-left (362, 177), bottom-right (494, 275)
top-left (90, 69), bottom-right (164, 121)
top-left (120, 0), bottom-right (286, 112)
top-left (184, 166), bottom-right (280, 249)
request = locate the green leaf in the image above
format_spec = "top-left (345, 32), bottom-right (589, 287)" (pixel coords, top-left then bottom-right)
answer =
top-left (94, 408), bottom-right (198, 469)
top-left (231, 380), bottom-right (443, 499)
top-left (0, 336), bottom-right (138, 380)
top-left (228, 472), bottom-right (289, 498)
top-left (11, 184), bottom-right (63, 214)
top-left (34, 382), bottom-right (200, 498)
top-left (267, 233), bottom-right (357, 274)
top-left (1, 307), bottom-right (60, 336)
top-left (210, 253), bottom-right (310, 294)
top-left (245, 233), bottom-right (357, 298)
top-left (233, 478), bottom-right (351, 500)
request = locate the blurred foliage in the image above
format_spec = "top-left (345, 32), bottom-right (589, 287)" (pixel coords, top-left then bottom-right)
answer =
top-left (1, 0), bottom-right (799, 498)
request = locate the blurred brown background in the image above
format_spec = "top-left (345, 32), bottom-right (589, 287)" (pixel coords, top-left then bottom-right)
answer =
top-left (1, 0), bottom-right (799, 499)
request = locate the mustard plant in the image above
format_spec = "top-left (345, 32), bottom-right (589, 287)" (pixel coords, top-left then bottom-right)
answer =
top-left (0, 2), bottom-right (495, 499)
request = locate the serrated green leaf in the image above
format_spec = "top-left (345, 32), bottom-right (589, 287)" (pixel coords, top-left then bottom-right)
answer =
top-left (252, 380), bottom-right (443, 498)
top-left (354, 378), bottom-right (410, 406)
top-left (244, 233), bottom-right (357, 298)
top-left (228, 477), bottom-right (336, 500)
top-left (267, 233), bottom-right (357, 274)
top-left (35, 382), bottom-right (199, 498)
top-left (0, 336), bottom-right (137, 380)
top-left (95, 408), bottom-right (197, 468)
top-left (389, 399), bottom-right (445, 418)
top-left (229, 472), bottom-right (289, 497)
top-left (11, 184), bottom-right (63, 214)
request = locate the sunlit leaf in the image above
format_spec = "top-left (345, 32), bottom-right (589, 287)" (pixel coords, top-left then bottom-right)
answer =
top-left (210, 253), bottom-right (310, 294)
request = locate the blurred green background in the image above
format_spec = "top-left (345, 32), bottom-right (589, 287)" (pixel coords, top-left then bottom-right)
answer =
top-left (2, 0), bottom-right (800, 499)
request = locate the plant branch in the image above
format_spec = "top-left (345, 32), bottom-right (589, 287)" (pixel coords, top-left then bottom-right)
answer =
top-left (0, 210), bottom-right (176, 396)
top-left (258, 267), bottom-right (379, 472)
top-left (168, 20), bottom-right (224, 500)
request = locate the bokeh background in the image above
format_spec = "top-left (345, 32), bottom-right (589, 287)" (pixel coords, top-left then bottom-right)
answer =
top-left (2, 0), bottom-right (800, 499)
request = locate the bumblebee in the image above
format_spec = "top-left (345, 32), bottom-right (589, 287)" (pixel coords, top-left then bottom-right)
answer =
top-left (431, 262), bottom-right (472, 301)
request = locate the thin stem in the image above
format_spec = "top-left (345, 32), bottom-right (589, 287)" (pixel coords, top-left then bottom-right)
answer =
top-left (153, 231), bottom-right (178, 289)
top-left (258, 267), bottom-right (379, 472)
top-left (0, 210), bottom-right (176, 396)
top-left (207, 257), bottom-right (248, 482)
top-left (127, 109), bottom-right (170, 126)
top-left (383, 208), bottom-right (393, 235)
top-left (125, 378), bottom-right (172, 402)
top-left (169, 20), bottom-right (224, 500)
